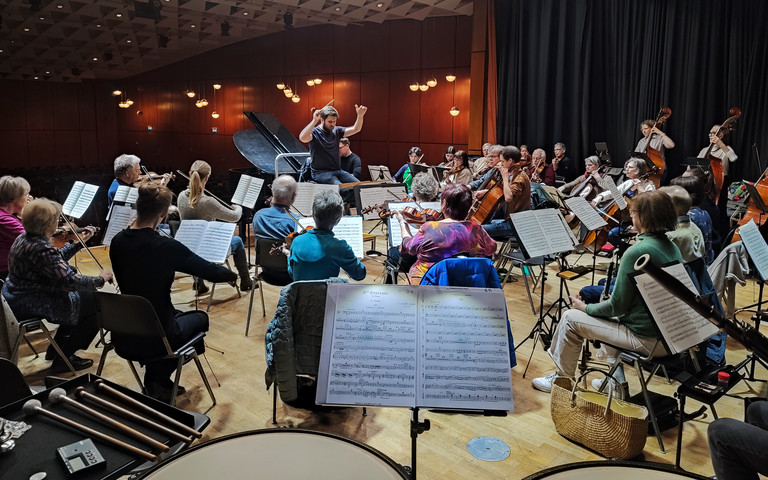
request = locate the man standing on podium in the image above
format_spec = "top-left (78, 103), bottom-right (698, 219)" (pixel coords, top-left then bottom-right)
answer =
top-left (299, 105), bottom-right (367, 185)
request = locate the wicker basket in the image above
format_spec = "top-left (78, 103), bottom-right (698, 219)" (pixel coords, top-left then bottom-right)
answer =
top-left (550, 369), bottom-right (649, 459)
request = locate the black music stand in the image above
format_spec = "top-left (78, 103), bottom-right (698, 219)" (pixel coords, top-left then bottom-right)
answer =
top-left (684, 157), bottom-right (711, 173)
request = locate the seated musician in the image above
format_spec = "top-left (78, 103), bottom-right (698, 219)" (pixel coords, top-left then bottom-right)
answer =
top-left (107, 154), bottom-right (141, 205)
top-left (386, 173), bottom-right (440, 283)
top-left (469, 145), bottom-right (503, 191)
top-left (299, 105), bottom-right (366, 185)
top-left (528, 148), bottom-right (556, 186)
top-left (552, 142), bottom-right (576, 183)
top-left (708, 399), bottom-right (768, 480)
top-left (670, 174), bottom-right (715, 264)
top-left (177, 160), bottom-right (253, 292)
top-left (110, 184), bottom-right (237, 402)
top-left (558, 155), bottom-right (602, 196)
top-left (532, 190), bottom-right (683, 393)
top-left (480, 145), bottom-right (532, 240)
top-left (252, 175), bottom-right (299, 241)
top-left (0, 175), bottom-right (31, 279)
top-left (394, 147), bottom-right (424, 188)
top-left (396, 184), bottom-right (497, 284)
top-left (659, 186), bottom-right (706, 263)
top-left (443, 150), bottom-right (473, 186)
top-left (472, 143), bottom-right (493, 179)
top-left (338, 137), bottom-right (362, 179)
top-left (590, 158), bottom-right (654, 208)
top-left (288, 190), bottom-right (366, 282)
top-left (2, 198), bottom-right (113, 372)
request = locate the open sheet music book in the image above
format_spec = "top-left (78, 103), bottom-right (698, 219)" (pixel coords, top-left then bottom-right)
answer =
top-left (173, 220), bottom-right (236, 264)
top-left (299, 215), bottom-right (364, 258)
top-left (738, 219), bottom-right (768, 281)
top-left (385, 201), bottom-right (441, 247)
top-left (102, 205), bottom-right (136, 246)
top-left (113, 185), bottom-right (139, 204)
top-left (293, 183), bottom-right (339, 218)
top-left (564, 196), bottom-right (607, 232)
top-left (510, 208), bottom-right (577, 259)
top-left (316, 284), bottom-right (514, 410)
top-left (633, 263), bottom-right (720, 355)
top-left (231, 174), bottom-right (265, 209)
top-left (62, 181), bottom-right (99, 219)
top-left (354, 183), bottom-right (407, 220)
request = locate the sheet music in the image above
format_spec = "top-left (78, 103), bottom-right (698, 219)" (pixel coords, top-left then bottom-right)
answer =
top-left (510, 209), bottom-right (576, 258)
top-left (174, 220), bottom-right (236, 263)
top-left (417, 287), bottom-right (514, 410)
top-left (634, 263), bottom-right (720, 354)
top-left (316, 284), bottom-right (514, 410)
top-left (541, 185), bottom-right (567, 209)
top-left (738, 220), bottom-right (768, 281)
top-left (231, 174), bottom-right (264, 209)
top-left (386, 201), bottom-right (441, 247)
top-left (318, 284), bottom-right (419, 407)
top-left (101, 205), bottom-right (136, 246)
top-left (367, 165), bottom-right (393, 181)
top-left (62, 181), bottom-right (99, 219)
top-left (565, 197), bottom-right (607, 231)
top-left (600, 176), bottom-right (627, 210)
top-left (293, 183), bottom-right (339, 219)
top-left (299, 215), bottom-right (365, 258)
top-left (113, 185), bottom-right (139, 204)
top-left (357, 185), bottom-right (408, 220)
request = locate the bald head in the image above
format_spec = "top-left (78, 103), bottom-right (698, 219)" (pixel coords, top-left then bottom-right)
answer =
top-left (271, 175), bottom-right (298, 206)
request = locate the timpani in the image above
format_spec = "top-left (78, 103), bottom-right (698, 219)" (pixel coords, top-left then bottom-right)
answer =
top-left (523, 460), bottom-right (711, 479)
top-left (139, 429), bottom-right (408, 479)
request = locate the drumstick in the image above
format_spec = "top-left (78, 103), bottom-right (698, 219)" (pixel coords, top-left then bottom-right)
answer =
top-left (94, 380), bottom-right (202, 439)
top-left (75, 387), bottom-right (194, 444)
top-left (49, 389), bottom-right (170, 452)
top-left (22, 399), bottom-right (158, 461)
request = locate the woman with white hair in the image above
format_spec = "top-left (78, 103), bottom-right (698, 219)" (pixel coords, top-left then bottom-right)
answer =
top-left (558, 155), bottom-right (604, 197)
top-left (287, 190), bottom-right (366, 281)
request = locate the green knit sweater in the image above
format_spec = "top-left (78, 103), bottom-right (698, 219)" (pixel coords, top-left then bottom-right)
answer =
top-left (585, 233), bottom-right (683, 338)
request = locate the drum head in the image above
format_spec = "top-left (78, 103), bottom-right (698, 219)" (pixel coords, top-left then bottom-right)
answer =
top-left (140, 429), bottom-right (408, 480)
top-left (524, 461), bottom-right (710, 479)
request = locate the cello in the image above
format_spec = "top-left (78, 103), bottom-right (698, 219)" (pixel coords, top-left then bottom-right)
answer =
top-left (636, 107), bottom-right (672, 188)
top-left (706, 107), bottom-right (742, 205)
top-left (732, 144), bottom-right (768, 242)
top-left (468, 159), bottom-right (531, 224)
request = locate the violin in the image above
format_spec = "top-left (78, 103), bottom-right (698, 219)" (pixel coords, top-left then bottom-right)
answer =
top-left (51, 225), bottom-right (101, 248)
top-left (401, 206), bottom-right (442, 225)
top-left (707, 107), bottom-right (741, 205)
top-left (361, 202), bottom-right (395, 220)
top-left (269, 210), bottom-right (312, 256)
top-left (639, 107), bottom-right (672, 188)
top-left (136, 167), bottom-right (174, 187)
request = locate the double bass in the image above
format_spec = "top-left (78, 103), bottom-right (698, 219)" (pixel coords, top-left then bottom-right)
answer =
top-left (732, 144), bottom-right (768, 243)
top-left (636, 107), bottom-right (672, 188)
top-left (707, 107), bottom-right (742, 205)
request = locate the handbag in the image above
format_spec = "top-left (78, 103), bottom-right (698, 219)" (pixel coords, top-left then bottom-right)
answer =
top-left (550, 368), bottom-right (649, 459)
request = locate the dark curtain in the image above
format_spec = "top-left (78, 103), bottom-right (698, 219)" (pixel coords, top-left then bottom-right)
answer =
top-left (495, 0), bottom-right (768, 181)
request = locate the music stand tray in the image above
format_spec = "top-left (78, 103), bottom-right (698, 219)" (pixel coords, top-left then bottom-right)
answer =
top-left (744, 182), bottom-right (768, 214)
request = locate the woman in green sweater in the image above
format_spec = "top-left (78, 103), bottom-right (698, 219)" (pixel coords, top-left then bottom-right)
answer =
top-left (532, 190), bottom-right (683, 393)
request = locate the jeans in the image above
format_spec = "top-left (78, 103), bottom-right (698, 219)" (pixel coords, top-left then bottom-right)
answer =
top-left (311, 169), bottom-right (359, 185)
top-left (579, 278), bottom-right (616, 304)
top-left (709, 400), bottom-right (768, 480)
top-left (482, 219), bottom-right (517, 241)
top-left (230, 235), bottom-right (244, 254)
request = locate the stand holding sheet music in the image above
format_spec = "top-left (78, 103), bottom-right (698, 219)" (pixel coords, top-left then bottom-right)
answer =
top-left (353, 183), bottom-right (408, 222)
top-left (368, 165), bottom-right (393, 181)
top-left (407, 163), bottom-right (450, 184)
top-left (316, 283), bottom-right (513, 479)
top-left (62, 181), bottom-right (100, 220)
top-left (509, 209), bottom-right (579, 377)
top-left (298, 216), bottom-right (364, 259)
top-left (292, 183), bottom-right (339, 218)
top-left (174, 220), bottom-right (237, 264)
top-left (230, 174), bottom-right (265, 209)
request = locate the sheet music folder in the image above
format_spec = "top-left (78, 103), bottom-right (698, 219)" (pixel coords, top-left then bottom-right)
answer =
top-left (316, 284), bottom-right (514, 411)
top-left (509, 209), bottom-right (577, 259)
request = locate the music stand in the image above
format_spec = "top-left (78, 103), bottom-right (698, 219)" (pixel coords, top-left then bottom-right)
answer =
top-left (595, 141), bottom-right (611, 165)
top-left (629, 151), bottom-right (657, 173)
top-left (367, 165), bottom-right (392, 181)
top-left (684, 157), bottom-right (711, 173)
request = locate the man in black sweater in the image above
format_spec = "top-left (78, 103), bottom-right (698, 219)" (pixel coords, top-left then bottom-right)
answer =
top-left (110, 184), bottom-right (236, 402)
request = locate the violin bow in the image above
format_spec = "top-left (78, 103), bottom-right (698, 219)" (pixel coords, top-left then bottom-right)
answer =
top-left (58, 214), bottom-right (112, 284)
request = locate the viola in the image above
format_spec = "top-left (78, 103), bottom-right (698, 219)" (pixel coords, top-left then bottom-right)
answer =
top-left (51, 225), bottom-right (100, 248)
top-left (638, 107), bottom-right (671, 188)
top-left (401, 206), bottom-right (442, 225)
top-left (707, 107), bottom-right (741, 205)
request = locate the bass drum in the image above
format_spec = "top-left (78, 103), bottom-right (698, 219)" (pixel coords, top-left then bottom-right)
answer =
top-left (523, 461), bottom-right (710, 480)
top-left (139, 429), bottom-right (408, 480)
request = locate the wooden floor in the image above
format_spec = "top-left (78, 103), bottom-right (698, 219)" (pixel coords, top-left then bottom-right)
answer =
top-left (17, 223), bottom-right (768, 479)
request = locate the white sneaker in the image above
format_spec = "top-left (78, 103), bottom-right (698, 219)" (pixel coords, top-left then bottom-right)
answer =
top-left (532, 372), bottom-right (558, 393)
top-left (591, 377), bottom-right (628, 398)
top-left (591, 377), bottom-right (610, 392)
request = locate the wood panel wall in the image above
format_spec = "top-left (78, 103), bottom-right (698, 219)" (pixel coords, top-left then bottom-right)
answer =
top-left (0, 17), bottom-right (473, 181)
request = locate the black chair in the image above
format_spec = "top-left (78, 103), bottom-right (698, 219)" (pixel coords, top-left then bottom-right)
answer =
top-left (94, 292), bottom-right (216, 407)
top-left (245, 237), bottom-right (292, 336)
top-left (0, 358), bottom-right (33, 407)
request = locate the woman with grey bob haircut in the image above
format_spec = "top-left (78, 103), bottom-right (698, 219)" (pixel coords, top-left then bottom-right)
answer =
top-left (312, 190), bottom-right (344, 230)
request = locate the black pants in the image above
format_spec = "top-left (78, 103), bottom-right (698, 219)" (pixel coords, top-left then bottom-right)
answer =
top-left (144, 310), bottom-right (209, 384)
top-left (53, 289), bottom-right (99, 358)
top-left (708, 400), bottom-right (768, 480)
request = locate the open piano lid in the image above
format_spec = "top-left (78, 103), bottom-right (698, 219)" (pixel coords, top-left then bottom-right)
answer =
top-left (233, 112), bottom-right (308, 174)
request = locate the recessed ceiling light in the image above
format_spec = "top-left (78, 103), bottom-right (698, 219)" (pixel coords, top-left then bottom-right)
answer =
top-left (39, 16), bottom-right (45, 20)
top-left (57, 4), bottom-right (63, 8)
top-left (127, 39), bottom-right (132, 43)
top-left (45, 71), bottom-right (50, 74)
top-left (96, 24), bottom-right (101, 27)
top-left (243, 12), bottom-right (248, 15)
top-left (0, 49), bottom-right (4, 53)
top-left (191, 24), bottom-right (195, 28)
top-left (335, 7), bottom-right (340, 10)
top-left (93, 57), bottom-right (98, 61)
top-left (24, 28), bottom-right (30, 32)
top-left (377, 2), bottom-right (383, 7)
top-left (34, 76), bottom-right (39, 79)
top-left (116, 13), bottom-right (122, 17)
